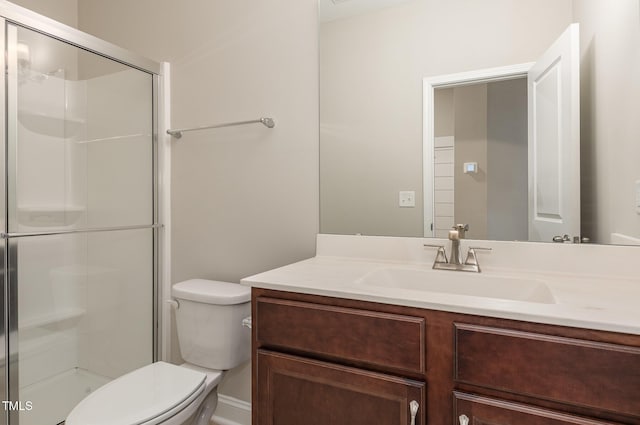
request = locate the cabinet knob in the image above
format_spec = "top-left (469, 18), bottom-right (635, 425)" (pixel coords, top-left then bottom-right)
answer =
top-left (409, 400), bottom-right (419, 425)
top-left (459, 414), bottom-right (469, 425)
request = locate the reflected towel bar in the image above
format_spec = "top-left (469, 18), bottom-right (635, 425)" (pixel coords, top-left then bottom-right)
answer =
top-left (167, 117), bottom-right (275, 139)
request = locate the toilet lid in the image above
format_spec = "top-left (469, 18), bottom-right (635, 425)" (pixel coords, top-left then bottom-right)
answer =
top-left (66, 362), bottom-right (206, 425)
top-left (172, 279), bottom-right (250, 305)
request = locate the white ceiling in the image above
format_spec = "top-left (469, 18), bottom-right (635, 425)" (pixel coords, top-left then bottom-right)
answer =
top-left (318, 0), bottom-right (416, 23)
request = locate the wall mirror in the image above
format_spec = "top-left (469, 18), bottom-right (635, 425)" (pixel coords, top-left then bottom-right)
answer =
top-left (319, 0), bottom-right (640, 246)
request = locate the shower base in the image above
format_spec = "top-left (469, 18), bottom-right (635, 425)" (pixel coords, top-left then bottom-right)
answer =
top-left (20, 367), bottom-right (110, 425)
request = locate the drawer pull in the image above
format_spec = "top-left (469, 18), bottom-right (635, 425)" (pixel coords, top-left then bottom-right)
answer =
top-left (459, 414), bottom-right (469, 425)
top-left (409, 400), bottom-right (419, 425)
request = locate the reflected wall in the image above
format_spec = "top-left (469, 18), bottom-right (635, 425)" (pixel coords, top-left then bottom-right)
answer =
top-left (320, 0), bottom-right (640, 245)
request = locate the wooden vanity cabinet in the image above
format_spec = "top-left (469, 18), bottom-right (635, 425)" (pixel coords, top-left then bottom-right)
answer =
top-left (252, 288), bottom-right (640, 425)
top-left (253, 294), bottom-right (427, 425)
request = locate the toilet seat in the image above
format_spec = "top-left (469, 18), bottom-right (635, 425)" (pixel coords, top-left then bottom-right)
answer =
top-left (66, 362), bottom-right (207, 425)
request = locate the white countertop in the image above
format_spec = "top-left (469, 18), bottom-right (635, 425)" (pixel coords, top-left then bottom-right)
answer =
top-left (241, 236), bottom-right (640, 336)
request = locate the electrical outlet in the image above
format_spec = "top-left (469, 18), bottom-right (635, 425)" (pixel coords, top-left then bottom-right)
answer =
top-left (399, 191), bottom-right (415, 208)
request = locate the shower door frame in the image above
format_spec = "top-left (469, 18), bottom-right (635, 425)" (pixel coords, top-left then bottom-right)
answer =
top-left (0, 4), bottom-right (165, 425)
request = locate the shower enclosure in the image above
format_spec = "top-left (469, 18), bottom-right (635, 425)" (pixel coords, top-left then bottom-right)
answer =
top-left (0, 4), bottom-right (162, 425)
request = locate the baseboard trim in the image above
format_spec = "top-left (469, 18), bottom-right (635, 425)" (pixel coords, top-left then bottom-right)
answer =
top-left (211, 394), bottom-right (251, 425)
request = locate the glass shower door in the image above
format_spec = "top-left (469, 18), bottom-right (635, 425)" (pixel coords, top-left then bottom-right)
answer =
top-left (5, 23), bottom-right (156, 425)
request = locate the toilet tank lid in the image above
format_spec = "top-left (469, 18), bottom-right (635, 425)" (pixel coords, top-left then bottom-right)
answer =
top-left (172, 279), bottom-right (250, 305)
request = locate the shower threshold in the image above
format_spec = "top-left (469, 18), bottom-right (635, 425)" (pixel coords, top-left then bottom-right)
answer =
top-left (19, 367), bottom-right (110, 425)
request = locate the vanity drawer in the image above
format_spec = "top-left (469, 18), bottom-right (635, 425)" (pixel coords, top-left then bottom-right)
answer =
top-left (454, 324), bottom-right (640, 417)
top-left (255, 297), bottom-right (426, 375)
top-left (454, 392), bottom-right (620, 425)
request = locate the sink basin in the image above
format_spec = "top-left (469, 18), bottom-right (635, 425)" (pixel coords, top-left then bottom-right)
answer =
top-left (355, 268), bottom-right (555, 304)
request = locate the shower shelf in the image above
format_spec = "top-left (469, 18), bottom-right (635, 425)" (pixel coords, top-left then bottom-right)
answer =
top-left (18, 110), bottom-right (85, 123)
top-left (18, 110), bottom-right (85, 136)
top-left (16, 205), bottom-right (85, 227)
top-left (73, 133), bottom-right (150, 144)
top-left (19, 307), bottom-right (85, 331)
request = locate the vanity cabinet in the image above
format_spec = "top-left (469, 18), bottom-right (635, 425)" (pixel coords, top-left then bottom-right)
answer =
top-left (252, 289), bottom-right (640, 425)
top-left (254, 296), bottom-right (427, 425)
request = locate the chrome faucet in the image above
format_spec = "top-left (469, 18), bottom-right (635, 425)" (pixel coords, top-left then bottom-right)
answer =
top-left (424, 224), bottom-right (491, 272)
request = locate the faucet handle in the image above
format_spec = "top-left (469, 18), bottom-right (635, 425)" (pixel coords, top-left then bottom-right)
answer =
top-left (467, 246), bottom-right (492, 251)
top-left (464, 247), bottom-right (492, 271)
top-left (424, 244), bottom-right (448, 265)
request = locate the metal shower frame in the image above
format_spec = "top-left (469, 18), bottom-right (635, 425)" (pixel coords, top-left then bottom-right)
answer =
top-left (0, 3), bottom-right (164, 424)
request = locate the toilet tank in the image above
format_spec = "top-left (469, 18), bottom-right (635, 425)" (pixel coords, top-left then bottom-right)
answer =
top-left (172, 279), bottom-right (251, 370)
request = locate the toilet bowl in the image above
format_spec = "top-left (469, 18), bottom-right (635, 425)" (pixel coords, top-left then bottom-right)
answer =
top-left (66, 279), bottom-right (250, 425)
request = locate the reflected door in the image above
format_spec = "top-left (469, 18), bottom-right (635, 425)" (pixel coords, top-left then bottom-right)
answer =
top-left (528, 23), bottom-right (581, 242)
top-left (4, 23), bottom-right (155, 425)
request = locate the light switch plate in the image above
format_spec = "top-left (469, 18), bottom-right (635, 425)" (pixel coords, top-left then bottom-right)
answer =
top-left (399, 191), bottom-right (415, 208)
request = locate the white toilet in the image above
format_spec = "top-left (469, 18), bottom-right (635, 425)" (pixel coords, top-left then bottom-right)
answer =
top-left (66, 279), bottom-right (251, 425)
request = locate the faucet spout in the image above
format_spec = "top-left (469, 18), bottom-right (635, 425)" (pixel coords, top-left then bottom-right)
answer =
top-left (448, 224), bottom-right (468, 265)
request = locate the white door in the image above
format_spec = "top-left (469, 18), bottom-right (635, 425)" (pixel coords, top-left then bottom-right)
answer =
top-left (528, 23), bottom-right (580, 242)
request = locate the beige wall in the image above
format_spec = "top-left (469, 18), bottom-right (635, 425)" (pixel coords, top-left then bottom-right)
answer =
top-left (8, 0), bottom-right (77, 27)
top-left (76, 0), bottom-right (319, 281)
top-left (574, 0), bottom-right (640, 243)
top-left (453, 85), bottom-right (488, 239)
top-left (320, 0), bottom-right (573, 237)
top-left (434, 88), bottom-right (454, 137)
top-left (487, 79), bottom-right (528, 241)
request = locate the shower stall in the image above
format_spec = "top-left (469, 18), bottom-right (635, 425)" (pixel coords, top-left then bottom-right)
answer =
top-left (0, 4), bottom-right (162, 425)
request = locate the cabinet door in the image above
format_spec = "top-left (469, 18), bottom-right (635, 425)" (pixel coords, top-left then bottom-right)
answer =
top-left (454, 392), bottom-right (620, 425)
top-left (257, 350), bottom-right (425, 425)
